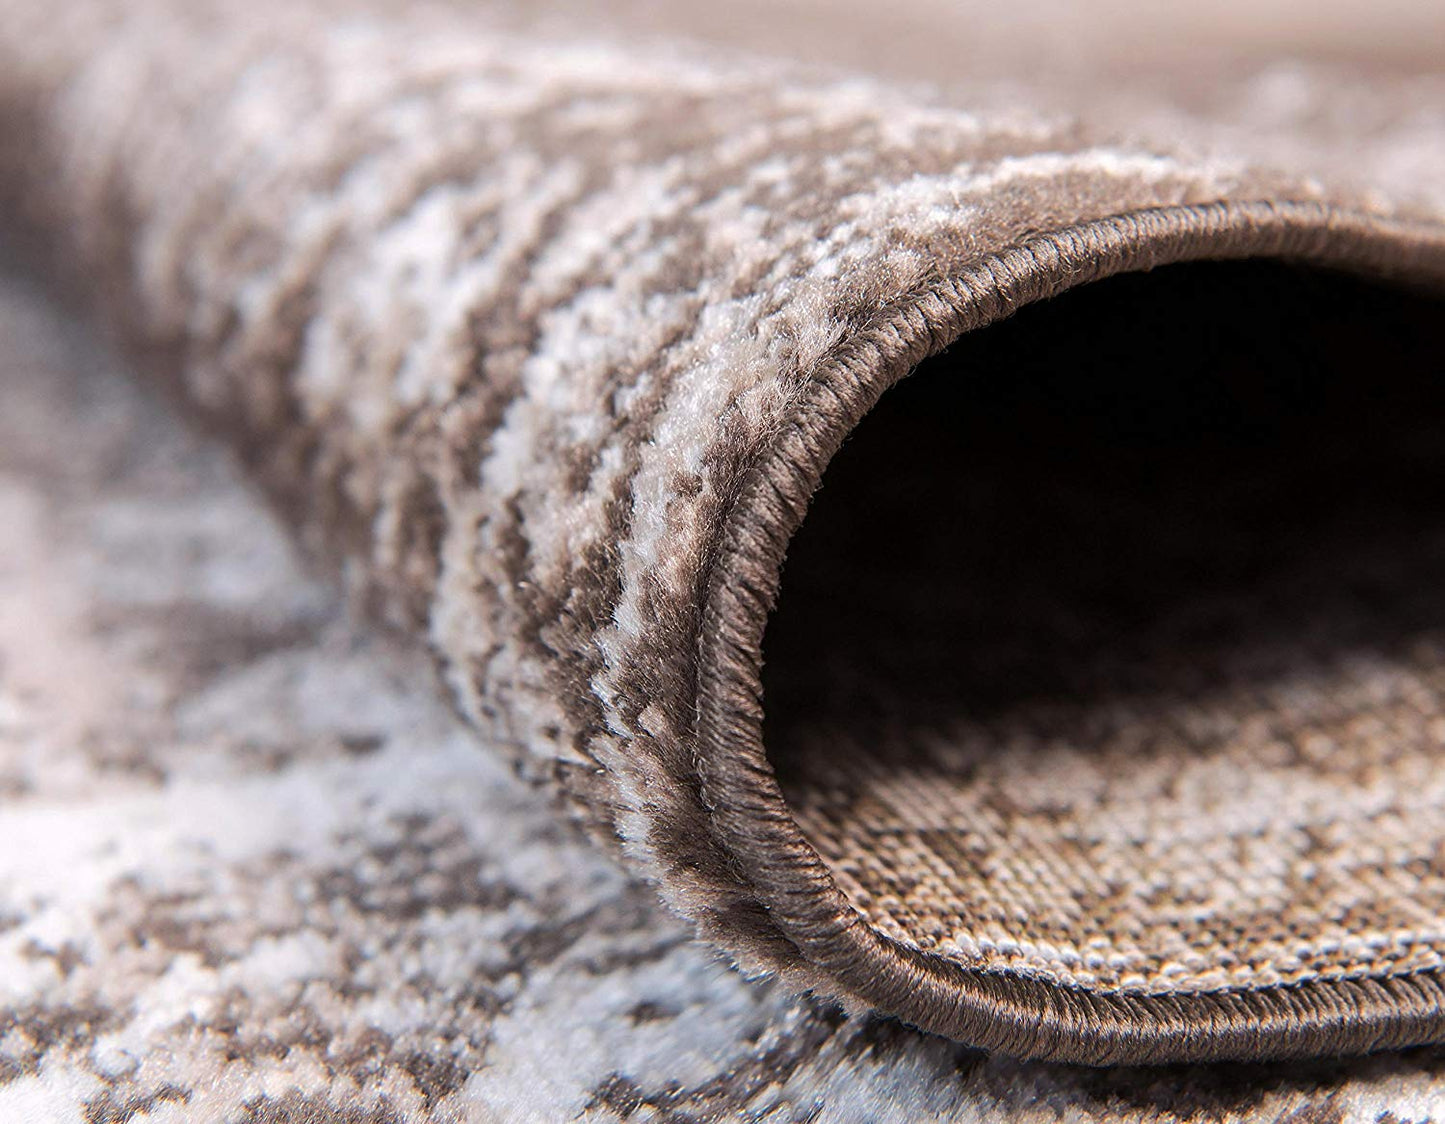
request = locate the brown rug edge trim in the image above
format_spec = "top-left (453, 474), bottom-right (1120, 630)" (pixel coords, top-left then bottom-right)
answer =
top-left (693, 197), bottom-right (1445, 1066)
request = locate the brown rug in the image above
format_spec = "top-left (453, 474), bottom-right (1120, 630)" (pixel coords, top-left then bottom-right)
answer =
top-left (3, 0), bottom-right (1445, 1078)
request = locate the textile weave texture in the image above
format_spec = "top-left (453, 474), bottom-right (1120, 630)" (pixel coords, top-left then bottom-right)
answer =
top-left (3, 0), bottom-right (1445, 1114)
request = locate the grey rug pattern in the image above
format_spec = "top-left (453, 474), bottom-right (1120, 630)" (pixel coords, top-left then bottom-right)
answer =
top-left (2, 269), bottom-right (1445, 1122)
top-left (3, 0), bottom-right (1445, 1114)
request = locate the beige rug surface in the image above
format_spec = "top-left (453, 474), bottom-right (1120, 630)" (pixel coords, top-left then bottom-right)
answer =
top-left (2, 0), bottom-right (1445, 1116)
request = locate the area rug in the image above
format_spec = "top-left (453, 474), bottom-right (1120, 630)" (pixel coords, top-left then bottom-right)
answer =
top-left (2, 0), bottom-right (1445, 1114)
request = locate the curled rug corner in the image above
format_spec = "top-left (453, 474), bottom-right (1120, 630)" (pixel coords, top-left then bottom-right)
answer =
top-left (4, 0), bottom-right (1445, 1068)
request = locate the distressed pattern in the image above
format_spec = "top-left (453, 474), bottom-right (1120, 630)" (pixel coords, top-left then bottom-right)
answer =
top-left (8, 265), bottom-right (1445, 1124)
top-left (1, 0), bottom-right (1445, 1069)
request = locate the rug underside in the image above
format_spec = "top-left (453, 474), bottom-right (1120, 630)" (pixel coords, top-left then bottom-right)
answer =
top-left (769, 260), bottom-right (1445, 997)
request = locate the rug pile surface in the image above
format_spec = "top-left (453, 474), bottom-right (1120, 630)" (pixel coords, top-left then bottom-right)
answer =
top-left (2, 0), bottom-right (1445, 1118)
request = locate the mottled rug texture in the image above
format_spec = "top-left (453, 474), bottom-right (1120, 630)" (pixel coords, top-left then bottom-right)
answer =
top-left (3, 0), bottom-right (1445, 1118)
